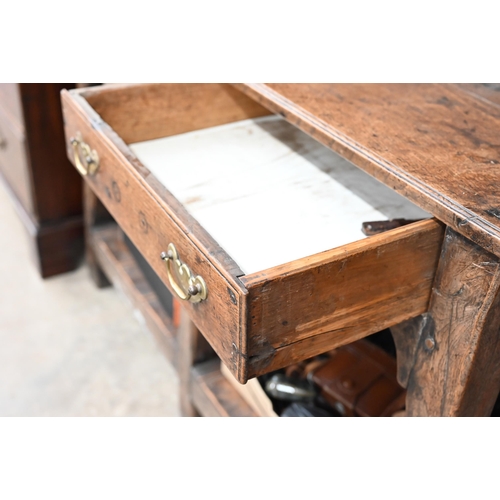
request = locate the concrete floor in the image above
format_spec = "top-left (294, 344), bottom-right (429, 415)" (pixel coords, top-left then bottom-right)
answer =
top-left (0, 182), bottom-right (180, 416)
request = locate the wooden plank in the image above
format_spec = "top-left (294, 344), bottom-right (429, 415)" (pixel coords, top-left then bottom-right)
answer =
top-left (80, 83), bottom-right (272, 144)
top-left (62, 90), bottom-right (248, 382)
top-left (84, 183), bottom-right (112, 288)
top-left (190, 359), bottom-right (260, 417)
top-left (403, 228), bottom-right (500, 416)
top-left (236, 83), bottom-right (500, 258)
top-left (91, 224), bottom-right (178, 366)
top-left (242, 219), bottom-right (444, 378)
top-left (177, 309), bottom-right (215, 416)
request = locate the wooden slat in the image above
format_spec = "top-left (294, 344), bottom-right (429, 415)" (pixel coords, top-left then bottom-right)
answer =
top-left (236, 83), bottom-right (500, 258)
top-left (91, 224), bottom-right (177, 366)
top-left (190, 359), bottom-right (260, 417)
top-left (242, 219), bottom-right (444, 378)
top-left (84, 183), bottom-right (112, 288)
top-left (80, 83), bottom-right (272, 144)
top-left (177, 308), bottom-right (214, 416)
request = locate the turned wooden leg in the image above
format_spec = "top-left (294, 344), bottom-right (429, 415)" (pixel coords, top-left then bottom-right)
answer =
top-left (392, 227), bottom-right (500, 416)
top-left (83, 183), bottom-right (112, 288)
top-left (177, 306), bottom-right (214, 417)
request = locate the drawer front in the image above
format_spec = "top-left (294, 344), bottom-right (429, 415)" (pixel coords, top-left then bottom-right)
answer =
top-left (61, 90), bottom-right (248, 381)
top-left (0, 104), bottom-right (33, 212)
top-left (241, 218), bottom-right (444, 379)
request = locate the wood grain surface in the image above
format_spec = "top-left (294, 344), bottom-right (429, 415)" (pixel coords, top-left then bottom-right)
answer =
top-left (62, 89), bottom-right (248, 382)
top-left (83, 183), bottom-right (112, 288)
top-left (242, 219), bottom-right (444, 378)
top-left (81, 83), bottom-right (271, 144)
top-left (236, 84), bottom-right (500, 258)
top-left (178, 308), bottom-right (215, 416)
top-left (402, 228), bottom-right (500, 416)
top-left (190, 359), bottom-right (259, 417)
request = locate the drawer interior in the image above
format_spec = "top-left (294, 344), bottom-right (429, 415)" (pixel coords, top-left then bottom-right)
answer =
top-left (129, 115), bottom-right (429, 275)
top-left (69, 84), bottom-right (444, 381)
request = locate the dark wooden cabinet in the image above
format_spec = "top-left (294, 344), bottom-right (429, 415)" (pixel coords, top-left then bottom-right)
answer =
top-left (0, 83), bottom-right (84, 278)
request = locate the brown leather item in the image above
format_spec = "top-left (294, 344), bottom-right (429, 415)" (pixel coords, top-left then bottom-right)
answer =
top-left (310, 340), bottom-right (405, 417)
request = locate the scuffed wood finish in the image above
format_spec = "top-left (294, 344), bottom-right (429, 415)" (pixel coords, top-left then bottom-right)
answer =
top-left (91, 224), bottom-right (177, 365)
top-left (236, 84), bottom-right (500, 258)
top-left (81, 83), bottom-right (271, 144)
top-left (242, 219), bottom-right (444, 378)
top-left (390, 315), bottom-right (429, 388)
top-left (404, 228), bottom-right (500, 416)
top-left (178, 309), bottom-right (214, 416)
top-left (62, 89), bottom-right (248, 381)
top-left (190, 359), bottom-right (259, 417)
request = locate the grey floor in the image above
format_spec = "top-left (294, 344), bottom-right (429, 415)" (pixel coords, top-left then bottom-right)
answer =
top-left (0, 182), bottom-right (180, 416)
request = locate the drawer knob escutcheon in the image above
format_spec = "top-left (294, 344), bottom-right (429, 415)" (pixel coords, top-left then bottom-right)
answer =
top-left (161, 243), bottom-right (207, 303)
top-left (70, 133), bottom-right (99, 176)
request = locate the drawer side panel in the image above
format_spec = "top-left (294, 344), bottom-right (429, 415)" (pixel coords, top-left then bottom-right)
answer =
top-left (62, 90), bottom-right (248, 382)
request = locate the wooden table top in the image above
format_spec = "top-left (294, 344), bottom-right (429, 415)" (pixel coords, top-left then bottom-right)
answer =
top-left (237, 83), bottom-right (500, 257)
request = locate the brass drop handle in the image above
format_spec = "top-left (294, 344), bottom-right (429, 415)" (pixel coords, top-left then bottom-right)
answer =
top-left (70, 133), bottom-right (99, 176)
top-left (161, 243), bottom-right (207, 303)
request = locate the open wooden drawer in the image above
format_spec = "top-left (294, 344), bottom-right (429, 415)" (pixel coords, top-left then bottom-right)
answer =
top-left (61, 84), bottom-right (444, 383)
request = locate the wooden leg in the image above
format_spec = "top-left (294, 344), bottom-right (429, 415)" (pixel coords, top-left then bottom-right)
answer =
top-left (83, 183), bottom-right (112, 288)
top-left (177, 306), bottom-right (214, 417)
top-left (392, 227), bottom-right (500, 416)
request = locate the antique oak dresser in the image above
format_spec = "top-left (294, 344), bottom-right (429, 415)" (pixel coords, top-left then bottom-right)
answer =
top-left (61, 83), bottom-right (500, 416)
